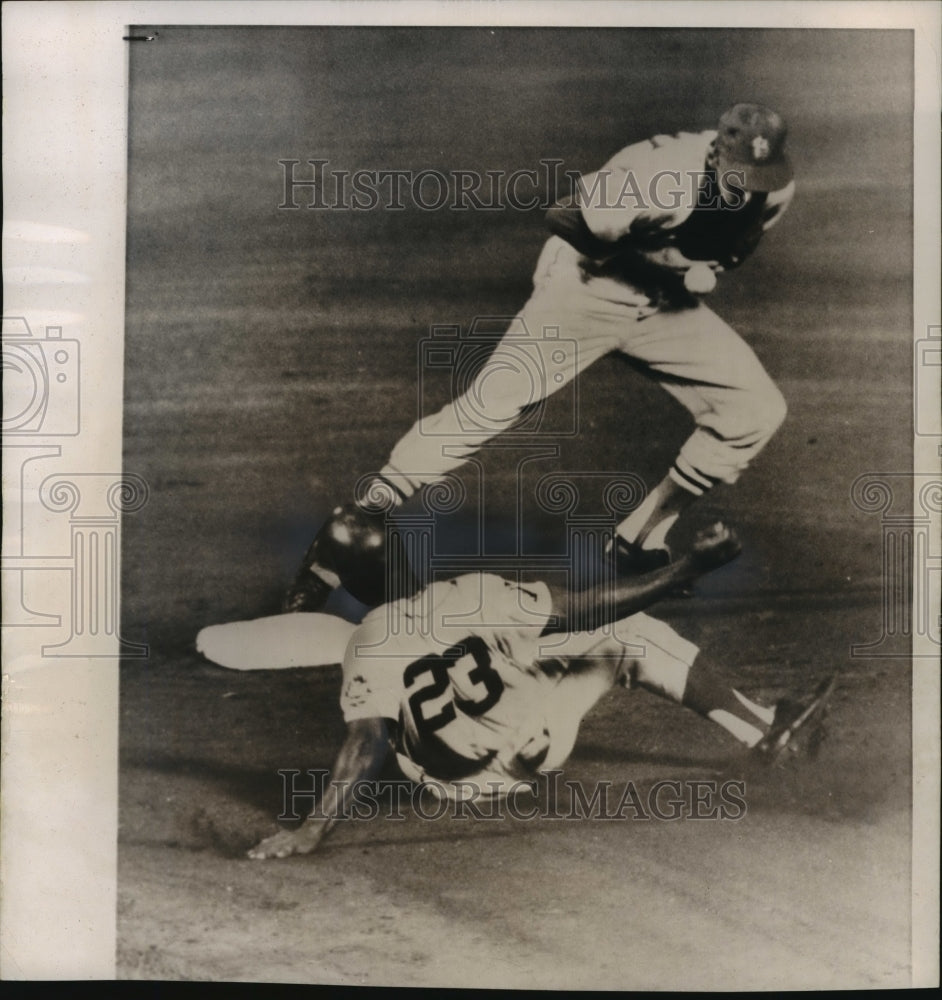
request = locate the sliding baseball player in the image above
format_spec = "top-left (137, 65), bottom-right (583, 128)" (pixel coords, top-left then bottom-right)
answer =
top-left (249, 523), bottom-right (834, 859)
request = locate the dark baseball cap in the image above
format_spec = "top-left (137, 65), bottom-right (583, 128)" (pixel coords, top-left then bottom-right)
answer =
top-left (714, 103), bottom-right (793, 192)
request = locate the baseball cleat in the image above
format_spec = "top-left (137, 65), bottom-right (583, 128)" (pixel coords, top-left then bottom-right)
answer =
top-left (753, 674), bottom-right (837, 766)
top-left (282, 519), bottom-right (341, 613)
top-left (281, 502), bottom-right (417, 611)
top-left (282, 568), bottom-right (335, 614)
top-left (611, 537), bottom-right (694, 598)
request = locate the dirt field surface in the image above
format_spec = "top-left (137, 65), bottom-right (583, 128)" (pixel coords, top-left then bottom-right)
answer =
top-left (119, 28), bottom-right (917, 987)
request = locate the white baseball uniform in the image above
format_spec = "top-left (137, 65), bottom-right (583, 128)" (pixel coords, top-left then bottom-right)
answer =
top-left (340, 572), bottom-right (700, 800)
top-left (382, 129), bottom-right (794, 501)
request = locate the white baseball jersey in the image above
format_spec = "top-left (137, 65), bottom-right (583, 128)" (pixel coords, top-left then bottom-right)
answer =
top-left (340, 573), bottom-right (699, 799)
top-left (579, 130), bottom-right (794, 250)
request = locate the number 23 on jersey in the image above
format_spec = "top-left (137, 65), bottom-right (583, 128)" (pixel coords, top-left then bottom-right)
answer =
top-left (403, 636), bottom-right (505, 736)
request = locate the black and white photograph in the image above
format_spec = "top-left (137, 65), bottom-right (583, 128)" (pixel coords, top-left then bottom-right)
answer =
top-left (2, 1), bottom-right (939, 987)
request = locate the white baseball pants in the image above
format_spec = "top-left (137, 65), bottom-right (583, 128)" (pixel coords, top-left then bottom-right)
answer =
top-left (385, 236), bottom-right (786, 496)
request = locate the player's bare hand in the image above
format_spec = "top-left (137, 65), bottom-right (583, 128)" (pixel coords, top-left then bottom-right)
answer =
top-left (247, 825), bottom-right (323, 861)
top-left (688, 521), bottom-right (742, 573)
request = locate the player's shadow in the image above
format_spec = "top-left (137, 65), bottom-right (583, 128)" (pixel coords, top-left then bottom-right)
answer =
top-left (119, 748), bottom-right (424, 856)
top-left (120, 750), bottom-right (295, 808)
top-left (318, 823), bottom-right (525, 856)
top-left (119, 750), bottom-right (329, 853)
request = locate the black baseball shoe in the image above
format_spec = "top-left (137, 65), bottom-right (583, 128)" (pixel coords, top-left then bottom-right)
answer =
top-left (752, 675), bottom-right (837, 766)
top-left (282, 567), bottom-right (334, 614)
top-left (281, 522), bottom-right (340, 613)
top-left (610, 537), bottom-right (694, 597)
top-left (281, 501), bottom-right (410, 612)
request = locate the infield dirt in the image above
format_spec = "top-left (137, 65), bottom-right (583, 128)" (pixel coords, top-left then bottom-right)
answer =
top-left (119, 26), bottom-right (915, 987)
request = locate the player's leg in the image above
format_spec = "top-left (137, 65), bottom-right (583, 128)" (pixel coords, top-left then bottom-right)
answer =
top-left (541, 615), bottom-right (833, 772)
top-left (285, 240), bottom-right (616, 611)
top-left (535, 619), bottom-right (766, 770)
top-left (379, 314), bottom-right (592, 500)
top-left (612, 302), bottom-right (787, 567)
top-left (678, 656), bottom-right (837, 763)
top-left (616, 613), bottom-right (834, 761)
top-left (620, 613), bottom-right (772, 744)
top-left (380, 240), bottom-right (618, 502)
top-left (552, 613), bottom-right (773, 747)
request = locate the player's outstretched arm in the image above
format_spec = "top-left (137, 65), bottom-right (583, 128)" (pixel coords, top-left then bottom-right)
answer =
top-left (247, 717), bottom-right (390, 860)
top-left (542, 522), bottom-right (741, 635)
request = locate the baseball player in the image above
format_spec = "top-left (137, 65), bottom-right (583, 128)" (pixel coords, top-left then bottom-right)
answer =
top-left (251, 523), bottom-right (835, 860)
top-left (284, 103), bottom-right (795, 613)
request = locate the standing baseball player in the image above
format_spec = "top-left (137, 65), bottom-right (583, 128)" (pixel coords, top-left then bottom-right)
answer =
top-left (284, 103), bottom-right (795, 613)
top-left (250, 523), bottom-right (835, 860)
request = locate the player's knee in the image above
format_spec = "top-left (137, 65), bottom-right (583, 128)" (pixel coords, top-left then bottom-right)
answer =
top-left (724, 381), bottom-right (786, 447)
top-left (455, 371), bottom-right (530, 430)
top-left (753, 383), bottom-right (787, 439)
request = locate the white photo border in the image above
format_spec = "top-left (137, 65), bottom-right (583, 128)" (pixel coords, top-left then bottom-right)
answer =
top-left (1, 0), bottom-right (938, 983)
